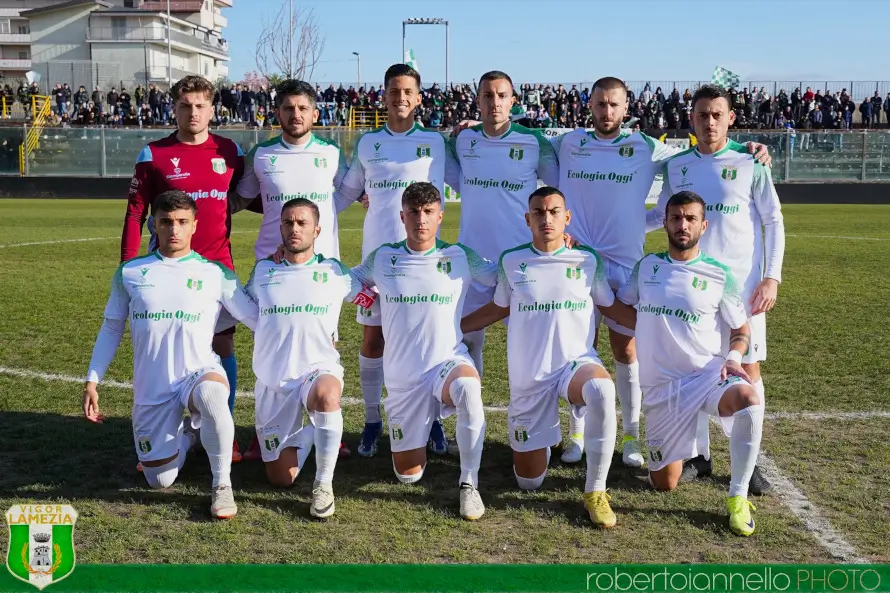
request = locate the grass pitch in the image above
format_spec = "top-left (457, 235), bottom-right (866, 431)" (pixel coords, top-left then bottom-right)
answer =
top-left (0, 200), bottom-right (888, 564)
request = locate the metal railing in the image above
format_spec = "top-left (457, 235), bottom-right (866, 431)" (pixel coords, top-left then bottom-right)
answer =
top-left (16, 95), bottom-right (53, 175)
top-left (86, 26), bottom-right (229, 56)
top-left (1, 127), bottom-right (889, 184)
top-left (349, 107), bottom-right (387, 128)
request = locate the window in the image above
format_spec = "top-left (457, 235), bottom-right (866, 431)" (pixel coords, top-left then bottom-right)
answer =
top-left (17, 25), bottom-right (29, 34)
top-left (18, 51), bottom-right (27, 59)
top-left (0, 20), bottom-right (10, 34)
top-left (124, 0), bottom-right (135, 6)
top-left (111, 16), bottom-right (126, 39)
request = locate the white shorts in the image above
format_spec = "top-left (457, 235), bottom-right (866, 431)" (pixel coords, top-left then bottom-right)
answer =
top-left (643, 358), bottom-right (750, 472)
top-left (385, 354), bottom-right (475, 453)
top-left (508, 354), bottom-right (604, 452)
top-left (720, 312), bottom-right (767, 364)
top-left (356, 286), bottom-right (381, 326)
top-left (131, 364), bottom-right (225, 462)
top-left (595, 261), bottom-right (634, 338)
top-left (254, 365), bottom-right (344, 463)
top-left (215, 306), bottom-right (237, 334)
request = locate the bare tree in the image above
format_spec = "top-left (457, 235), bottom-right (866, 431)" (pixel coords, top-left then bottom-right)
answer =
top-left (255, 1), bottom-right (326, 83)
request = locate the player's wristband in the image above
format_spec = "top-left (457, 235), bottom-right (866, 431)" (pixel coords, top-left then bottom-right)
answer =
top-left (726, 351), bottom-right (743, 365)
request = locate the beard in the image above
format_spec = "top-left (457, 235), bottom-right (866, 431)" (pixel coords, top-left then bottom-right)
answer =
top-left (285, 240), bottom-right (312, 254)
top-left (667, 232), bottom-right (700, 251)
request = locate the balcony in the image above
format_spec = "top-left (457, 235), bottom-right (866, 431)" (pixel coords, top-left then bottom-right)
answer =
top-left (0, 9), bottom-right (23, 17)
top-left (213, 11), bottom-right (227, 28)
top-left (0, 58), bottom-right (31, 69)
top-left (131, 1), bottom-right (204, 12)
top-left (0, 33), bottom-right (30, 44)
top-left (86, 26), bottom-right (229, 58)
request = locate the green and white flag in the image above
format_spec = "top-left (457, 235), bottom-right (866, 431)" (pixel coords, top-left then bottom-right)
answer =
top-left (404, 48), bottom-right (419, 71)
top-left (6, 505), bottom-right (78, 590)
top-left (711, 66), bottom-right (740, 90)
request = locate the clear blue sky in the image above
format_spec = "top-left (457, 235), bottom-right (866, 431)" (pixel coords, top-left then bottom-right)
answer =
top-left (224, 0), bottom-right (889, 87)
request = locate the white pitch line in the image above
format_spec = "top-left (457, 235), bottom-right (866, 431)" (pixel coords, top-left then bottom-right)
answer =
top-left (767, 410), bottom-right (890, 421)
top-left (0, 236), bottom-right (118, 249)
top-left (756, 455), bottom-right (867, 563)
top-left (786, 233), bottom-right (889, 242)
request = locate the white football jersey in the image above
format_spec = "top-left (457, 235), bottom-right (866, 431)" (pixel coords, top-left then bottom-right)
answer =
top-left (494, 244), bottom-right (614, 396)
top-left (340, 123), bottom-right (461, 258)
top-left (237, 134), bottom-right (349, 262)
top-left (617, 251), bottom-right (748, 392)
top-left (352, 240), bottom-right (497, 392)
top-left (553, 129), bottom-right (676, 270)
top-left (102, 251), bottom-right (257, 405)
top-left (453, 122), bottom-right (560, 313)
top-left (651, 140), bottom-right (785, 301)
top-left (246, 255), bottom-right (376, 390)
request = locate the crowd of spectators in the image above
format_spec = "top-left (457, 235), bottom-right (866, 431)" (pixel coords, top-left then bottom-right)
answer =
top-left (4, 78), bottom-right (890, 132)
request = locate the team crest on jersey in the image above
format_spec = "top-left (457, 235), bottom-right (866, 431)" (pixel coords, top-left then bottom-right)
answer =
top-left (391, 425), bottom-right (404, 441)
top-left (211, 158), bottom-right (227, 175)
top-left (566, 264), bottom-right (582, 280)
top-left (312, 271), bottom-right (328, 283)
top-left (416, 144), bottom-right (431, 158)
top-left (264, 433), bottom-right (280, 452)
top-left (137, 437), bottom-right (152, 453)
top-left (314, 157), bottom-right (328, 168)
top-left (691, 276), bottom-right (708, 291)
top-left (619, 145), bottom-right (634, 158)
top-left (186, 278), bottom-right (203, 291)
top-left (437, 258), bottom-right (452, 274)
top-left (6, 504), bottom-right (79, 591)
top-left (513, 426), bottom-right (529, 443)
top-left (721, 166), bottom-right (738, 181)
top-left (508, 145), bottom-right (524, 161)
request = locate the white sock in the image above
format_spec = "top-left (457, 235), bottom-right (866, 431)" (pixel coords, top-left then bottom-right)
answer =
top-left (143, 458), bottom-right (180, 489)
top-left (359, 354), bottom-right (384, 424)
top-left (694, 411), bottom-right (711, 461)
top-left (754, 378), bottom-right (765, 406)
top-left (463, 330), bottom-right (485, 377)
top-left (567, 413), bottom-right (585, 443)
top-left (582, 378), bottom-right (617, 492)
top-left (728, 405), bottom-right (764, 497)
top-left (294, 425), bottom-right (314, 476)
top-left (513, 447), bottom-right (550, 490)
top-left (615, 361), bottom-right (641, 438)
top-left (451, 377), bottom-right (485, 487)
top-left (191, 380), bottom-right (235, 488)
top-left (310, 410), bottom-right (343, 485)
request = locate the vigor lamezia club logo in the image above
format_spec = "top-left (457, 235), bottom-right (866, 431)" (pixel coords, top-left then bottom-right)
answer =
top-left (6, 504), bottom-right (78, 590)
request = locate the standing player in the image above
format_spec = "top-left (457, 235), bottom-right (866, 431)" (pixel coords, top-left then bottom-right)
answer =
top-left (121, 75), bottom-right (245, 463)
top-left (552, 77), bottom-right (770, 468)
top-left (452, 70), bottom-right (560, 377)
top-left (649, 85), bottom-right (784, 494)
top-left (245, 198), bottom-right (377, 518)
top-left (351, 183), bottom-right (494, 520)
top-left (613, 191), bottom-right (764, 536)
top-left (339, 64), bottom-right (461, 458)
top-left (235, 79), bottom-right (355, 461)
top-left (85, 191), bottom-right (258, 519)
top-left (461, 187), bottom-right (635, 528)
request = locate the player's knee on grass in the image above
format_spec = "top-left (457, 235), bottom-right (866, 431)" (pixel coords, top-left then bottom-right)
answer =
top-left (212, 333), bottom-right (235, 358)
top-left (307, 375), bottom-right (342, 413)
top-left (392, 449), bottom-right (426, 483)
top-left (649, 461), bottom-right (683, 492)
top-left (143, 454), bottom-right (181, 489)
top-left (265, 448), bottom-right (299, 487)
top-left (513, 449), bottom-right (549, 490)
top-left (361, 325), bottom-right (385, 358)
top-left (717, 385), bottom-right (761, 417)
top-left (608, 330), bottom-right (636, 365)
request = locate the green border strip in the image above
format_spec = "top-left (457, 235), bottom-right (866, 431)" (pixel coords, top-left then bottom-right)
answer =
top-left (1, 564), bottom-right (889, 593)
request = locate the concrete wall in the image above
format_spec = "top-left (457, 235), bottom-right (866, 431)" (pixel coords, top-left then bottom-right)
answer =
top-left (29, 5), bottom-right (98, 64)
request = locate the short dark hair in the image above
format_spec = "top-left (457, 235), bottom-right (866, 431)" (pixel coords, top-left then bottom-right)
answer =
top-left (528, 186), bottom-right (565, 204)
top-left (692, 84), bottom-right (732, 111)
top-left (274, 79), bottom-right (316, 109)
top-left (282, 197), bottom-right (320, 224)
top-left (401, 182), bottom-right (441, 208)
top-left (592, 77), bottom-right (628, 95)
top-left (152, 190), bottom-right (196, 216)
top-left (171, 75), bottom-right (214, 102)
top-left (479, 70), bottom-right (514, 91)
top-left (666, 191), bottom-right (706, 217)
top-left (384, 64), bottom-right (421, 91)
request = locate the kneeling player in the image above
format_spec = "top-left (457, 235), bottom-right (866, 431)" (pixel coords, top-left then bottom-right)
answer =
top-left (613, 191), bottom-right (764, 536)
top-left (84, 191), bottom-right (258, 519)
top-left (461, 187), bottom-right (634, 528)
top-left (246, 198), bottom-right (377, 518)
top-left (351, 183), bottom-right (496, 520)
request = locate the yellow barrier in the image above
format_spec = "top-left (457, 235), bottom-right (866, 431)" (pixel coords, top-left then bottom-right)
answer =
top-left (19, 95), bottom-right (52, 176)
top-left (349, 107), bottom-right (387, 128)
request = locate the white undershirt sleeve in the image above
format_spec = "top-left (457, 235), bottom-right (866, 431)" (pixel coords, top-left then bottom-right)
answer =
top-left (86, 317), bottom-right (126, 383)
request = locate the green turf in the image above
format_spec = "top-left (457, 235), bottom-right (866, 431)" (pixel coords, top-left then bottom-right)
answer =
top-left (0, 200), bottom-right (888, 563)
